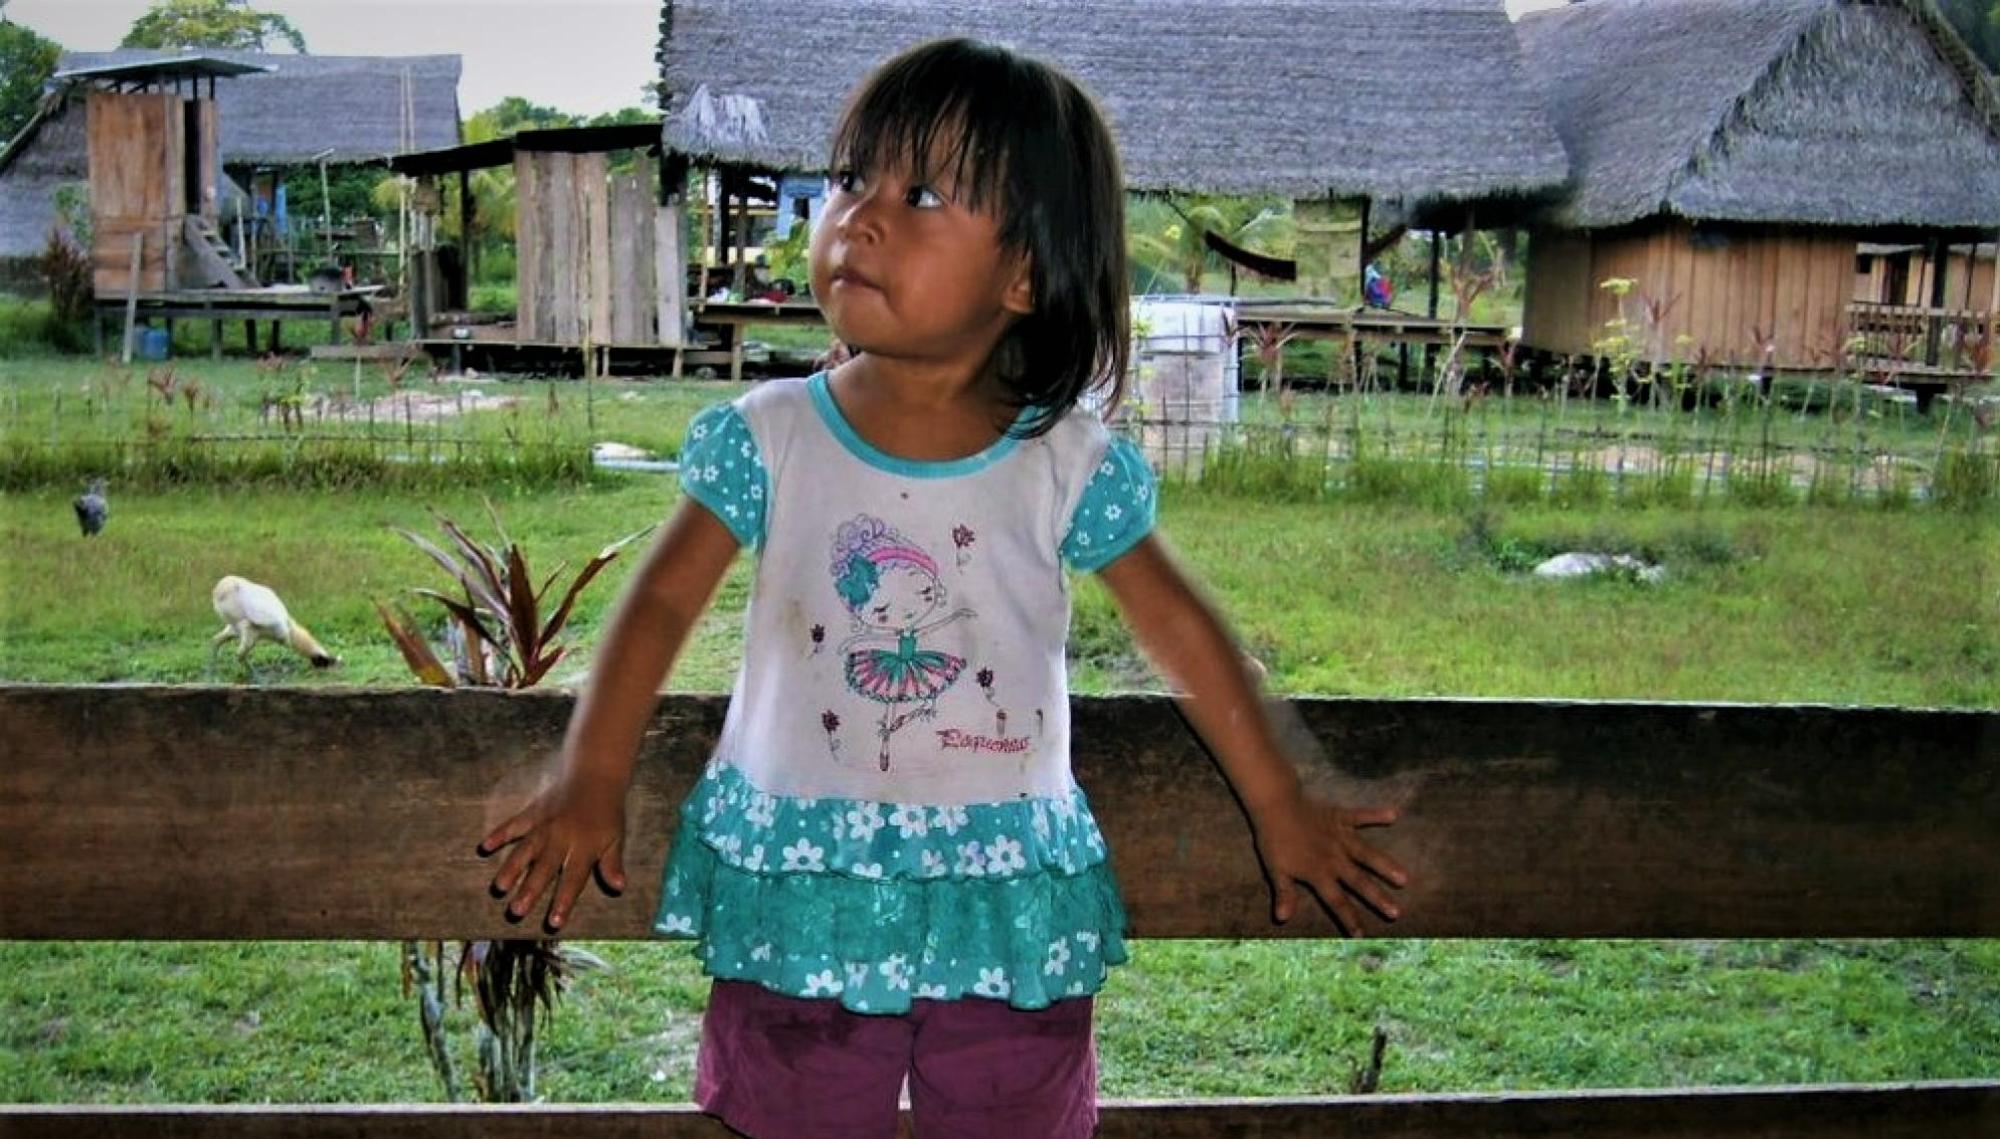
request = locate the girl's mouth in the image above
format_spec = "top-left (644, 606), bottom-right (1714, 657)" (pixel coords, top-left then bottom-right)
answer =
top-left (832, 265), bottom-right (882, 291)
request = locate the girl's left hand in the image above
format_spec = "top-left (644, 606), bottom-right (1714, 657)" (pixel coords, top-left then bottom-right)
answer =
top-left (1250, 791), bottom-right (1408, 934)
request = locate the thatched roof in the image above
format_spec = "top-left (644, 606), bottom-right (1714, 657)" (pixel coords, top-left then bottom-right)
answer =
top-left (655, 0), bottom-right (1569, 210)
top-left (0, 51), bottom-right (460, 263)
top-left (0, 92), bottom-right (84, 261)
top-left (1515, 0), bottom-right (2000, 231)
top-left (55, 50), bottom-right (461, 165)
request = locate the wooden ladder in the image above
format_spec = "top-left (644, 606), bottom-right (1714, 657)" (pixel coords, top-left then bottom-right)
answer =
top-left (181, 216), bottom-right (259, 289)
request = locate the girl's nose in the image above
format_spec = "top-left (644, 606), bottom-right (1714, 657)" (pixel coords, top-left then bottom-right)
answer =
top-left (833, 186), bottom-right (885, 242)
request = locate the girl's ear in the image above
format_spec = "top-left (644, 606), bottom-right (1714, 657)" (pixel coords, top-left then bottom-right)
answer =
top-left (1002, 252), bottom-right (1033, 316)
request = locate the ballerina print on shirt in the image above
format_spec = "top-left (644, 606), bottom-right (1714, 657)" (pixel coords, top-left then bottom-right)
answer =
top-left (830, 516), bottom-right (974, 771)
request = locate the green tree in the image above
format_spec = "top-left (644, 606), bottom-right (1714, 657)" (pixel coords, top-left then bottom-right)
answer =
top-left (0, 5), bottom-right (61, 145)
top-left (465, 96), bottom-right (578, 139)
top-left (121, 0), bottom-right (307, 54)
top-left (1934, 0), bottom-right (2000, 73)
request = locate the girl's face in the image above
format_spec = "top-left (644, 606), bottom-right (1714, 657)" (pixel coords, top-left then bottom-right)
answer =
top-left (810, 147), bottom-right (1032, 372)
top-left (861, 563), bottom-right (943, 629)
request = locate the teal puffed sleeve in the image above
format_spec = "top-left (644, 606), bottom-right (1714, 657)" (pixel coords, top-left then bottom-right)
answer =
top-left (1060, 435), bottom-right (1157, 572)
top-left (678, 402), bottom-right (768, 549)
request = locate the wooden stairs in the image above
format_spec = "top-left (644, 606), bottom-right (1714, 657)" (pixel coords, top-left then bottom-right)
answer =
top-left (181, 216), bottom-right (258, 289)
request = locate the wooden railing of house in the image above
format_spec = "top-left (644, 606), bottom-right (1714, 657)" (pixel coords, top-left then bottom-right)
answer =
top-left (2, 686), bottom-right (1996, 1138)
top-left (1847, 302), bottom-right (1997, 378)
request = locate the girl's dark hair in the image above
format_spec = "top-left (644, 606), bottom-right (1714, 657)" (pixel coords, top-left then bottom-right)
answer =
top-left (831, 37), bottom-right (1129, 437)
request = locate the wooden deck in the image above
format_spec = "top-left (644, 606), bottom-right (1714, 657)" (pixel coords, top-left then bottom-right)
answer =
top-left (91, 285), bottom-right (383, 358)
top-left (1234, 300), bottom-right (1513, 349)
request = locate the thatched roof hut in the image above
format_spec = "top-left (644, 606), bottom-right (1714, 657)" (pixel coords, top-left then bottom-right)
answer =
top-left (655, 0), bottom-right (1568, 217)
top-left (1516, 0), bottom-right (2000, 231)
top-left (1515, 0), bottom-right (2000, 373)
top-left (0, 50), bottom-right (461, 291)
top-left (51, 50), bottom-right (462, 165)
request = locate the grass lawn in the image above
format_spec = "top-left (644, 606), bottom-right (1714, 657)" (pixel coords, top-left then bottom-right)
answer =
top-left (1, 345), bottom-right (1995, 1103)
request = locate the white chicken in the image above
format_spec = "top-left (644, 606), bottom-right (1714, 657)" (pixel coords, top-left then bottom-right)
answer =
top-left (210, 575), bottom-right (338, 669)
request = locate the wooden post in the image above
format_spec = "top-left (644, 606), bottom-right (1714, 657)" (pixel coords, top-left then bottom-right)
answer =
top-left (120, 232), bottom-right (144, 365)
top-left (211, 318), bottom-right (223, 361)
top-left (656, 158), bottom-right (688, 348)
top-left (244, 319), bottom-right (258, 355)
top-left (1926, 236), bottom-right (1948, 367)
top-left (459, 167), bottom-right (476, 300)
top-left (1428, 231), bottom-right (1443, 319)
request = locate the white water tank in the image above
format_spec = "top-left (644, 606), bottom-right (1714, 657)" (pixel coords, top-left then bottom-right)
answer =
top-left (1127, 296), bottom-right (1239, 474)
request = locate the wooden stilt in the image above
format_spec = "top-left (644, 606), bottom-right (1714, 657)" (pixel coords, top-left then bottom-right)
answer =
top-left (120, 233), bottom-right (144, 365)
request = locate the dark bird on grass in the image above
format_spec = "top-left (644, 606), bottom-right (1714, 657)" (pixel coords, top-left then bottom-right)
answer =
top-left (73, 480), bottom-right (108, 537)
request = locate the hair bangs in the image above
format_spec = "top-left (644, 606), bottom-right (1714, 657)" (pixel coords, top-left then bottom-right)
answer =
top-left (829, 40), bottom-right (1031, 233)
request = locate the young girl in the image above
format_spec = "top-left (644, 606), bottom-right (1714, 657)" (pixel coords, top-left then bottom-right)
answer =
top-left (479, 37), bottom-right (1408, 1139)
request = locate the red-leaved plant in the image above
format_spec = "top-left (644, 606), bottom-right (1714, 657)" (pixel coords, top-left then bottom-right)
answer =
top-left (376, 502), bottom-right (652, 1101)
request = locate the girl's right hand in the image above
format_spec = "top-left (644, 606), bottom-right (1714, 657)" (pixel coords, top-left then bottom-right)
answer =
top-left (477, 775), bottom-right (630, 933)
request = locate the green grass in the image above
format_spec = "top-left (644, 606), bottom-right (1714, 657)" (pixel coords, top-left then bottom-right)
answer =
top-left (5, 939), bottom-right (1995, 1103)
top-left (1, 350), bottom-right (1996, 1104)
top-left (5, 482), bottom-right (1994, 704)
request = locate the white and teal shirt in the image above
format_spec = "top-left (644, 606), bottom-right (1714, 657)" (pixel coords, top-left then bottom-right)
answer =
top-left (656, 373), bottom-right (1156, 1013)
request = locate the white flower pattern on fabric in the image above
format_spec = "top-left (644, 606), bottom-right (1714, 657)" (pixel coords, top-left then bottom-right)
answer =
top-left (781, 839), bottom-right (825, 872)
top-left (803, 969), bottom-right (843, 997)
top-left (844, 802), bottom-right (886, 842)
top-left (1060, 436), bottom-right (1156, 572)
top-left (890, 804), bottom-right (929, 838)
top-left (987, 835), bottom-right (1027, 874)
top-left (679, 402), bottom-right (767, 548)
top-left (1046, 937), bottom-right (1071, 976)
top-left (973, 967), bottom-right (1012, 999)
top-left (931, 805), bottom-right (970, 836)
top-left (956, 841), bottom-right (987, 877)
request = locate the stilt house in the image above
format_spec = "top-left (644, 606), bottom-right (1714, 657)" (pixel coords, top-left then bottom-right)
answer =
top-left (1514, 0), bottom-right (2000, 379)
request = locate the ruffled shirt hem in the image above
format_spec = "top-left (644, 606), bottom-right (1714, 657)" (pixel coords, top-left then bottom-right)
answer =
top-left (655, 762), bottom-right (1130, 1013)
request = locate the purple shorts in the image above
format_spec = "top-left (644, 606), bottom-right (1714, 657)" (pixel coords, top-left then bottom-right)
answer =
top-left (695, 979), bottom-right (1099, 1139)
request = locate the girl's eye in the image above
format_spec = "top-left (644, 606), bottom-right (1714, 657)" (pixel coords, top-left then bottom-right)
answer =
top-left (834, 168), bottom-right (862, 193)
top-left (905, 184), bottom-right (946, 209)
top-left (871, 605), bottom-right (889, 619)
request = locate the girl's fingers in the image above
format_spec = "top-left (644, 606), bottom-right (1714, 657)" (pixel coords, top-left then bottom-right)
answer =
top-left (1271, 878), bottom-right (1298, 924)
top-left (1344, 806), bottom-right (1400, 829)
top-left (508, 853), bottom-right (561, 921)
top-left (491, 836), bottom-right (542, 897)
top-left (598, 841), bottom-right (628, 895)
top-left (1308, 875), bottom-right (1364, 938)
top-left (546, 860), bottom-right (588, 931)
top-left (1349, 875), bottom-right (1403, 921)
top-left (478, 811), bottom-right (534, 856)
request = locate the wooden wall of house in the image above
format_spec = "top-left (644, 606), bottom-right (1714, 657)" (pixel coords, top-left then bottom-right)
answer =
top-left (88, 91), bottom-right (183, 296)
top-left (516, 150), bottom-right (660, 345)
top-left (1523, 219), bottom-right (1854, 369)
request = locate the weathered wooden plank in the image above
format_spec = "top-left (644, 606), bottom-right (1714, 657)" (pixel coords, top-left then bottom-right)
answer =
top-left (585, 153), bottom-right (613, 347)
top-left (546, 154), bottom-right (579, 344)
top-left (513, 152), bottom-right (541, 342)
top-left (0, 1083), bottom-right (1994, 1138)
top-left (1, 687), bottom-right (1994, 941)
top-left (657, 201), bottom-right (686, 348)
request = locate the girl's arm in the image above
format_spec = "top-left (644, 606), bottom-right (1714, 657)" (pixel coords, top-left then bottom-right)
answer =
top-left (480, 499), bottom-right (742, 931)
top-left (1096, 534), bottom-right (1409, 934)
